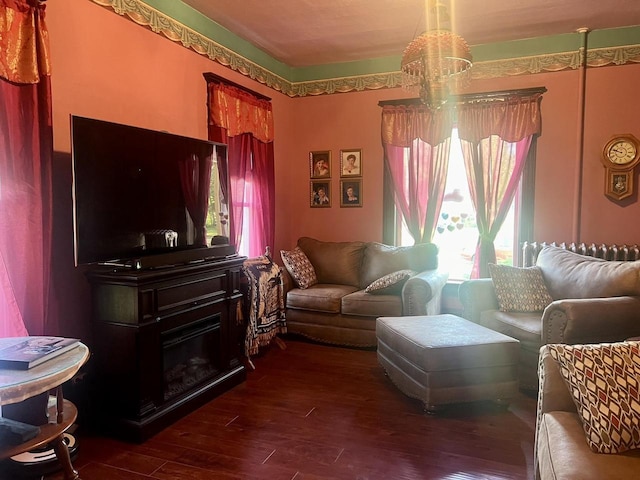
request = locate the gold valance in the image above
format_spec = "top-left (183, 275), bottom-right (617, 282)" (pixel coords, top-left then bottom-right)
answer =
top-left (208, 83), bottom-right (274, 143)
top-left (456, 94), bottom-right (543, 143)
top-left (381, 104), bottom-right (454, 147)
top-left (0, 0), bottom-right (51, 84)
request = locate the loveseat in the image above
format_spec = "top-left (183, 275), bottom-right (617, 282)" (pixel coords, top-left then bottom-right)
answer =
top-left (459, 245), bottom-right (640, 390)
top-left (280, 237), bottom-right (449, 347)
top-left (535, 343), bottom-right (640, 479)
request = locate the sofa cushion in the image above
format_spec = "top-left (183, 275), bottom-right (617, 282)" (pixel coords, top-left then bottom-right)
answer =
top-left (537, 411), bottom-right (640, 480)
top-left (297, 237), bottom-right (365, 287)
top-left (547, 342), bottom-right (640, 454)
top-left (364, 269), bottom-right (416, 295)
top-left (341, 290), bottom-right (402, 317)
top-left (286, 284), bottom-right (359, 314)
top-left (536, 246), bottom-right (640, 300)
top-left (479, 310), bottom-right (542, 345)
top-left (280, 246), bottom-right (317, 289)
top-left (360, 242), bottom-right (438, 289)
top-left (489, 264), bottom-right (553, 312)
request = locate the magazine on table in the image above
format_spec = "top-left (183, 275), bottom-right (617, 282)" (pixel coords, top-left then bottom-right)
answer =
top-left (0, 337), bottom-right (80, 370)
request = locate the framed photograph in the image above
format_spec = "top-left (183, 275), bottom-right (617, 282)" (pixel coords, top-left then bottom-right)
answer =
top-left (340, 148), bottom-right (362, 177)
top-left (310, 180), bottom-right (331, 207)
top-left (340, 179), bottom-right (362, 207)
top-left (310, 151), bottom-right (331, 179)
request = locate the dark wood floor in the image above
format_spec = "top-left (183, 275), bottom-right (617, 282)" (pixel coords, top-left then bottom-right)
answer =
top-left (36, 339), bottom-right (536, 480)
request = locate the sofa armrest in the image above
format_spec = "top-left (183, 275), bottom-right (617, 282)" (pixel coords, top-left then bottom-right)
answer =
top-left (537, 346), bottom-right (576, 415)
top-left (401, 268), bottom-right (449, 316)
top-left (458, 278), bottom-right (499, 323)
top-left (542, 296), bottom-right (640, 345)
top-left (279, 265), bottom-right (293, 298)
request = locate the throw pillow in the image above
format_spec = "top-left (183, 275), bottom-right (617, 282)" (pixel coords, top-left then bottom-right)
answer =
top-left (364, 269), bottom-right (416, 295)
top-left (547, 342), bottom-right (640, 454)
top-left (280, 247), bottom-right (317, 289)
top-left (489, 263), bottom-right (553, 312)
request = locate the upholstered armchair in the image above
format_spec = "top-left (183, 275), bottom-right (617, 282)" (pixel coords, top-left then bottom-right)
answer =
top-left (459, 245), bottom-right (640, 390)
top-left (535, 343), bottom-right (640, 479)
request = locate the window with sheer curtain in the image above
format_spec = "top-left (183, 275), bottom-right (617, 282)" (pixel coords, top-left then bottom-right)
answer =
top-left (382, 88), bottom-right (544, 279)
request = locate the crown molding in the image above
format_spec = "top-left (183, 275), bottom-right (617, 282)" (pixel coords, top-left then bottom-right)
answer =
top-left (91, 0), bottom-right (640, 98)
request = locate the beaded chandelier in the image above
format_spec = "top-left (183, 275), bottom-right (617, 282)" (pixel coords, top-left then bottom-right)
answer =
top-left (401, 1), bottom-right (472, 108)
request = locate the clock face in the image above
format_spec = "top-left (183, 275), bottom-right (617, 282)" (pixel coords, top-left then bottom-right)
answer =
top-left (607, 139), bottom-right (638, 165)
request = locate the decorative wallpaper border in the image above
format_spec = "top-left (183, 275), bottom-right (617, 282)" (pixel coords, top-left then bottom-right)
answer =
top-left (92, 0), bottom-right (640, 98)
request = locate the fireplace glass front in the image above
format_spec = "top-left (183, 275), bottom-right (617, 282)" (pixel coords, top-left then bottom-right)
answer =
top-left (162, 315), bottom-right (221, 402)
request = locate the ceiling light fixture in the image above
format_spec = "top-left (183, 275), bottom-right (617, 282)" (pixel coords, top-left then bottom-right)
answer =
top-left (401, 0), bottom-right (472, 108)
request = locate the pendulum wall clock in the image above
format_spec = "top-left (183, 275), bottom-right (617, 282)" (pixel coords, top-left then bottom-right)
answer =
top-left (600, 134), bottom-right (640, 201)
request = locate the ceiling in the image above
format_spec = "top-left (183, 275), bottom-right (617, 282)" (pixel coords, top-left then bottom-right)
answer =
top-left (181, 0), bottom-right (640, 67)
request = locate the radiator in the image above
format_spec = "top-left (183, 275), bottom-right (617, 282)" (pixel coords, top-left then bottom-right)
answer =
top-left (521, 241), bottom-right (640, 267)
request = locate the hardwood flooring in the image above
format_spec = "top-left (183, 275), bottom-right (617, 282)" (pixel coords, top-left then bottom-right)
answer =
top-left (25, 339), bottom-right (537, 479)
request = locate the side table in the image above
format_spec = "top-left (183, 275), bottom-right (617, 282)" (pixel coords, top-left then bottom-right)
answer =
top-left (0, 337), bottom-right (89, 480)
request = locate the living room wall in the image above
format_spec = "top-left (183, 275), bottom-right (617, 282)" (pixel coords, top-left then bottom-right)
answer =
top-left (46, 1), bottom-right (640, 341)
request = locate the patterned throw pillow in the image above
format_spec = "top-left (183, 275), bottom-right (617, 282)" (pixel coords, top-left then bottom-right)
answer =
top-left (280, 246), bottom-right (317, 289)
top-left (547, 342), bottom-right (640, 454)
top-left (364, 269), bottom-right (416, 295)
top-left (489, 264), bottom-right (553, 312)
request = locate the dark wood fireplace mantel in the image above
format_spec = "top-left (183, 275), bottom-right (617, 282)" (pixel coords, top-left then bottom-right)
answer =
top-left (85, 255), bottom-right (246, 442)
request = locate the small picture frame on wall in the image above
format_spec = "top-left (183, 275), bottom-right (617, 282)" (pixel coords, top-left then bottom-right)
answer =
top-left (310, 180), bottom-right (331, 207)
top-left (340, 179), bottom-right (362, 207)
top-left (340, 149), bottom-right (362, 177)
top-left (310, 151), bottom-right (331, 179)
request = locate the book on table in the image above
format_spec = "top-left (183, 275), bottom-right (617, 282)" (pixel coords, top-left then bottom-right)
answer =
top-left (0, 337), bottom-right (80, 370)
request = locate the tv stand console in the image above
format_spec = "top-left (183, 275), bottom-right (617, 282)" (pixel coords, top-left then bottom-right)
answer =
top-left (85, 256), bottom-right (246, 442)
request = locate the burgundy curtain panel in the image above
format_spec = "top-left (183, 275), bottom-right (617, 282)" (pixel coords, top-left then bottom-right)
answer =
top-left (0, 0), bottom-right (54, 336)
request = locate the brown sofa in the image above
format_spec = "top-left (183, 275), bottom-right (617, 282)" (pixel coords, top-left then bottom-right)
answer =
top-left (459, 245), bottom-right (640, 390)
top-left (281, 237), bottom-right (449, 347)
top-left (535, 344), bottom-right (640, 479)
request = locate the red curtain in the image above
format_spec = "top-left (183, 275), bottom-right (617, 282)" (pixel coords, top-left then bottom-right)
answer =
top-left (207, 82), bottom-right (275, 257)
top-left (381, 104), bottom-right (453, 243)
top-left (0, 0), bottom-right (53, 336)
top-left (179, 153), bottom-right (213, 245)
top-left (457, 95), bottom-right (542, 278)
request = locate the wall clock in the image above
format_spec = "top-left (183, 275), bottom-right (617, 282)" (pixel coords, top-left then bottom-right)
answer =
top-left (601, 134), bottom-right (640, 201)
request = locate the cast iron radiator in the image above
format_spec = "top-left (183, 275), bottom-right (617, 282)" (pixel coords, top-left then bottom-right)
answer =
top-left (521, 241), bottom-right (640, 267)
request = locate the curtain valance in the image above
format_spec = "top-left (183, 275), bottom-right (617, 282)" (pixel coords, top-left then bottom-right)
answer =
top-left (208, 83), bottom-right (274, 143)
top-left (457, 94), bottom-right (543, 143)
top-left (0, 0), bottom-right (50, 84)
top-left (381, 104), bottom-right (454, 147)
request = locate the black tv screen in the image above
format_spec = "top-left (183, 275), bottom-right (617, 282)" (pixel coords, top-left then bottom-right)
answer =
top-left (71, 115), bottom-right (224, 266)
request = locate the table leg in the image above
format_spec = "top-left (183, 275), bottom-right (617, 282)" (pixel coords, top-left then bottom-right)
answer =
top-left (51, 433), bottom-right (80, 480)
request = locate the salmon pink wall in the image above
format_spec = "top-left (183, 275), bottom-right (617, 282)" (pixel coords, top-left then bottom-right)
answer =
top-left (45, 0), bottom-right (294, 340)
top-left (44, 0), bottom-right (640, 340)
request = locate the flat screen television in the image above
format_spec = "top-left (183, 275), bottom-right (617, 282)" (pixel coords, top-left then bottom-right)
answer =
top-left (71, 115), bottom-right (230, 267)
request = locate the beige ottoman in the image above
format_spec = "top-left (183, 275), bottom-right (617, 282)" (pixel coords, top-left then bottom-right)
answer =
top-left (376, 314), bottom-right (519, 412)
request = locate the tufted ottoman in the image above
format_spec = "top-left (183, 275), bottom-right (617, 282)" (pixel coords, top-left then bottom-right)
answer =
top-left (376, 314), bottom-right (520, 412)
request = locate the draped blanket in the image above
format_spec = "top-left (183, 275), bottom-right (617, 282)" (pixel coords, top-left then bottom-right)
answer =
top-left (242, 255), bottom-right (287, 358)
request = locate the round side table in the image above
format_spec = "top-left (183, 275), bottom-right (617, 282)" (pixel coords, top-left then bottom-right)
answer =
top-left (0, 337), bottom-right (89, 480)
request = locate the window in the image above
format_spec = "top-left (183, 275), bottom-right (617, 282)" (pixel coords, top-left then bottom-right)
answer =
top-left (392, 128), bottom-right (523, 281)
top-left (205, 153), bottom-right (227, 245)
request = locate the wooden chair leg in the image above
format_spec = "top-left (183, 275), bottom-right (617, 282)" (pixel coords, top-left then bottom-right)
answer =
top-left (52, 433), bottom-right (80, 480)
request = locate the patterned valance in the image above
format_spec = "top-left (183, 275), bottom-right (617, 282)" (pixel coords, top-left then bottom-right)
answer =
top-left (208, 83), bottom-right (274, 143)
top-left (0, 0), bottom-right (51, 84)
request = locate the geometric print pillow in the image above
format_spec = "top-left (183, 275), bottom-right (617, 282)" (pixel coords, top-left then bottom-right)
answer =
top-left (364, 269), bottom-right (416, 295)
top-left (280, 246), bottom-right (317, 289)
top-left (547, 342), bottom-right (640, 454)
top-left (489, 264), bottom-right (553, 312)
